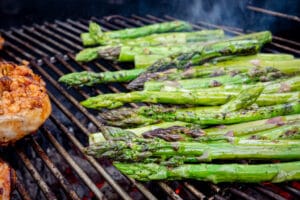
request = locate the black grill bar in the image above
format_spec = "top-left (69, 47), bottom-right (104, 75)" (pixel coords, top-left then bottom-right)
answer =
top-left (254, 186), bottom-right (287, 200)
top-left (0, 14), bottom-right (300, 200)
top-left (228, 188), bottom-right (256, 200)
top-left (15, 177), bottom-right (32, 200)
top-left (247, 5), bottom-right (300, 22)
top-left (16, 149), bottom-right (58, 200)
top-left (183, 182), bottom-right (206, 199)
top-left (157, 182), bottom-right (183, 200)
top-left (43, 23), bottom-right (83, 44)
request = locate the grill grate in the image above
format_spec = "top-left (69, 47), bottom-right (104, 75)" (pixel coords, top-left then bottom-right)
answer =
top-left (0, 14), bottom-right (299, 200)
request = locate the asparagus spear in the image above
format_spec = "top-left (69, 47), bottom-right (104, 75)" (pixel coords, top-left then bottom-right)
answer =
top-left (82, 21), bottom-right (193, 46)
top-left (102, 101), bottom-right (300, 127)
top-left (58, 69), bottom-right (145, 87)
top-left (114, 162), bottom-right (300, 182)
top-left (140, 101), bottom-right (300, 125)
top-left (89, 121), bottom-right (194, 143)
top-left (128, 31), bottom-right (271, 89)
top-left (100, 106), bottom-right (161, 128)
top-left (201, 114), bottom-right (300, 137)
top-left (134, 52), bottom-right (293, 69)
top-left (89, 114), bottom-right (300, 143)
top-left (85, 137), bottom-right (300, 163)
top-left (241, 123), bottom-right (300, 140)
top-left (163, 59), bottom-right (300, 81)
top-left (159, 76), bottom-right (300, 94)
top-left (99, 44), bottom-right (193, 62)
top-left (82, 85), bottom-right (299, 110)
top-left (144, 71), bottom-right (282, 91)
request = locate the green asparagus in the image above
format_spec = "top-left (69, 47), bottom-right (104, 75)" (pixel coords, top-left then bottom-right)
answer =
top-left (58, 68), bottom-right (145, 87)
top-left (114, 162), bottom-right (300, 182)
top-left (101, 101), bottom-right (300, 127)
top-left (158, 76), bottom-right (300, 94)
top-left (241, 123), bottom-right (300, 140)
top-left (144, 72), bottom-right (282, 91)
top-left (83, 21), bottom-right (193, 46)
top-left (85, 137), bottom-right (300, 163)
top-left (89, 114), bottom-right (300, 143)
top-left (134, 52), bottom-right (293, 69)
top-left (82, 86), bottom-right (300, 110)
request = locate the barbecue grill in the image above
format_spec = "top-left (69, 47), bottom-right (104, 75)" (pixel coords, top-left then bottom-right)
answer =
top-left (0, 5), bottom-right (300, 200)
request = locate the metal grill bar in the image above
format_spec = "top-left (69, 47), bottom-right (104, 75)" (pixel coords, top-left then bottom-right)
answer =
top-left (11, 28), bottom-right (60, 55)
top-left (43, 23), bottom-right (83, 44)
top-left (2, 31), bottom-right (48, 57)
top-left (15, 178), bottom-right (32, 200)
top-left (247, 5), bottom-right (300, 22)
top-left (254, 186), bottom-right (286, 200)
top-left (228, 188), bottom-right (256, 200)
top-left (158, 182), bottom-right (183, 200)
top-left (183, 182), bottom-right (206, 200)
top-left (22, 26), bottom-right (75, 53)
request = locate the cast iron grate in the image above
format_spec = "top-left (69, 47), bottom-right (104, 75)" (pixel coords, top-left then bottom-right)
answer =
top-left (0, 13), bottom-right (299, 200)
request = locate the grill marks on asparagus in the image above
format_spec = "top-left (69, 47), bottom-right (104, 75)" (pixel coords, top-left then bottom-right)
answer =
top-left (100, 101), bottom-right (300, 127)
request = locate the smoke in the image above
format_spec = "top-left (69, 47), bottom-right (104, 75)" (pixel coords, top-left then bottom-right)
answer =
top-left (185, 0), bottom-right (248, 28)
top-left (184, 0), bottom-right (300, 32)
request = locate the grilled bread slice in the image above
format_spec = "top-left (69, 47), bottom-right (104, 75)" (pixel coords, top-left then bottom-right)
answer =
top-left (0, 62), bottom-right (51, 145)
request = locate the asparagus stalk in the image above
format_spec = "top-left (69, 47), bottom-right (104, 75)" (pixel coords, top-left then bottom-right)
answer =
top-left (99, 44), bottom-right (193, 62)
top-left (102, 101), bottom-right (300, 127)
top-left (85, 137), bottom-right (300, 163)
top-left (58, 69), bottom-right (145, 87)
top-left (164, 59), bottom-right (300, 81)
top-left (159, 76), bottom-right (300, 94)
top-left (100, 106), bottom-right (161, 128)
top-left (83, 21), bottom-right (193, 46)
top-left (201, 114), bottom-right (300, 137)
top-left (134, 52), bottom-right (293, 69)
top-left (82, 84), bottom-right (299, 110)
top-left (114, 162), bottom-right (300, 182)
top-left (89, 121), bottom-right (194, 143)
top-left (241, 123), bottom-right (300, 140)
top-left (140, 101), bottom-right (300, 125)
top-left (89, 114), bottom-right (300, 143)
top-left (144, 71), bottom-right (282, 91)
top-left (128, 31), bottom-right (271, 89)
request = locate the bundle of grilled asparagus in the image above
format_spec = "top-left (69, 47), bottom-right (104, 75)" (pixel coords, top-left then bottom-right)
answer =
top-left (59, 21), bottom-right (300, 183)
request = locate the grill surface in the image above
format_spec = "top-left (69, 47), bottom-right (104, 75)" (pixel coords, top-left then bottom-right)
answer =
top-left (0, 13), bottom-right (299, 200)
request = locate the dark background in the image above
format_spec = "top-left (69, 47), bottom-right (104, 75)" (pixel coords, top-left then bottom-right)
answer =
top-left (0, 0), bottom-right (299, 41)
